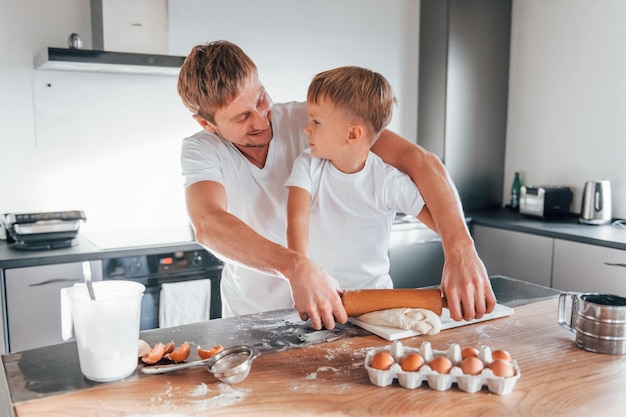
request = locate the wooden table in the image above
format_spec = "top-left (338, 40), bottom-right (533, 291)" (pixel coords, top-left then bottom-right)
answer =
top-left (5, 297), bottom-right (626, 416)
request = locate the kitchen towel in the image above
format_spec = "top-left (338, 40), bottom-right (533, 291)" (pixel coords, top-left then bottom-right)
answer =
top-left (159, 279), bottom-right (212, 328)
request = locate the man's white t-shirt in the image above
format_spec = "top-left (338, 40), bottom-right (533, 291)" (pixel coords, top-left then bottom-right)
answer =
top-left (181, 101), bottom-right (309, 317)
top-left (285, 149), bottom-right (425, 290)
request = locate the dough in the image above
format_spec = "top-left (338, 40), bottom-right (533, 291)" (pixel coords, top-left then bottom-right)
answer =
top-left (357, 308), bottom-right (441, 335)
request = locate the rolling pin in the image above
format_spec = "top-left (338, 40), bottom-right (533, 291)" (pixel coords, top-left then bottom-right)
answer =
top-left (341, 288), bottom-right (446, 316)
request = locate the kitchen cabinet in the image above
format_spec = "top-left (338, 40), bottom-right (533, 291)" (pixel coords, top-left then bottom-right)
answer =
top-left (552, 239), bottom-right (626, 294)
top-left (3, 260), bottom-right (102, 352)
top-left (473, 222), bottom-right (626, 295)
top-left (472, 225), bottom-right (553, 287)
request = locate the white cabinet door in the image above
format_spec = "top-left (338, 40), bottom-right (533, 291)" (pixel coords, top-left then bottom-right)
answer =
top-left (552, 239), bottom-right (626, 294)
top-left (4, 260), bottom-right (102, 352)
top-left (472, 225), bottom-right (554, 287)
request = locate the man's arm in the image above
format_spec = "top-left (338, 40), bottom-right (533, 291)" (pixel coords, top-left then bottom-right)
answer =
top-left (186, 180), bottom-right (347, 329)
top-left (371, 129), bottom-right (497, 321)
top-left (416, 206), bottom-right (436, 232)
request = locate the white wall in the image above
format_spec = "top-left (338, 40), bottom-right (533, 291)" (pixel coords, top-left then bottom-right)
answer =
top-left (1, 0), bottom-right (624, 237)
top-left (0, 0), bottom-right (419, 236)
top-left (505, 0), bottom-right (626, 219)
top-left (168, 0), bottom-right (419, 138)
top-left (0, 0), bottom-right (197, 234)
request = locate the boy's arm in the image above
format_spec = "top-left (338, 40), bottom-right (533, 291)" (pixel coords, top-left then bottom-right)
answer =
top-left (372, 129), bottom-right (496, 321)
top-left (286, 186), bottom-right (312, 256)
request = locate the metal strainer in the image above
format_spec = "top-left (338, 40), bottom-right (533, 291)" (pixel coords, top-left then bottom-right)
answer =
top-left (207, 345), bottom-right (259, 383)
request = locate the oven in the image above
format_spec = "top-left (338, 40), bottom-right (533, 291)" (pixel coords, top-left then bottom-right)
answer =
top-left (102, 249), bottom-right (223, 330)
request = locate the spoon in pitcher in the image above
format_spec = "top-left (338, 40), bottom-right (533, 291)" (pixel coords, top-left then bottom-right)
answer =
top-left (82, 261), bottom-right (96, 300)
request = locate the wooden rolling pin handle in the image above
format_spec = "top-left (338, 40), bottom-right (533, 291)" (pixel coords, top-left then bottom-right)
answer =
top-left (341, 288), bottom-right (445, 317)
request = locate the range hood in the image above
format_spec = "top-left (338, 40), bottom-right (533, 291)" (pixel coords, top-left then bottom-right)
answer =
top-left (34, 47), bottom-right (185, 75)
top-left (34, 0), bottom-right (185, 76)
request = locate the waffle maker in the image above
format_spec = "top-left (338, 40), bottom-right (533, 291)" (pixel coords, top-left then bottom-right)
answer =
top-left (2, 210), bottom-right (86, 250)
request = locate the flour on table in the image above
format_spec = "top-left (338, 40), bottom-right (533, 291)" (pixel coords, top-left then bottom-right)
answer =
top-left (190, 383), bottom-right (210, 397)
top-left (298, 330), bottom-right (341, 345)
top-left (356, 308), bottom-right (441, 334)
top-left (305, 366), bottom-right (339, 379)
top-left (146, 382), bottom-right (248, 413)
top-left (192, 383), bottom-right (249, 410)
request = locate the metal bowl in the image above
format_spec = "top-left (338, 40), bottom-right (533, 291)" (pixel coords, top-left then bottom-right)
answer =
top-left (207, 345), bottom-right (259, 383)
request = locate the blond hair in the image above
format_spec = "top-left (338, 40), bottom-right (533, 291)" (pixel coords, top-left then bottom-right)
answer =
top-left (177, 40), bottom-right (257, 123)
top-left (307, 66), bottom-right (396, 141)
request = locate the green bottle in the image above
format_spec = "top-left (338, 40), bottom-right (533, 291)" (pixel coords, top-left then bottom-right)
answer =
top-left (510, 172), bottom-right (522, 210)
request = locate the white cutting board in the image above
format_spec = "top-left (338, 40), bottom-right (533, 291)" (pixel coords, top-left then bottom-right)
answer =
top-left (349, 303), bottom-right (514, 341)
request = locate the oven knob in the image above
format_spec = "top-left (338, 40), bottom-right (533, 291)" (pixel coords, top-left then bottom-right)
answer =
top-left (192, 254), bottom-right (203, 265)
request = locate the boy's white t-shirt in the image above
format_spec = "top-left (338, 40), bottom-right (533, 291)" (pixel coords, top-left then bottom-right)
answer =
top-left (285, 149), bottom-right (425, 290)
top-left (181, 101), bottom-right (309, 317)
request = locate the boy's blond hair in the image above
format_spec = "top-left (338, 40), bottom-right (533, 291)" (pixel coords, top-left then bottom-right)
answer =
top-left (307, 66), bottom-right (397, 142)
top-left (177, 40), bottom-right (257, 123)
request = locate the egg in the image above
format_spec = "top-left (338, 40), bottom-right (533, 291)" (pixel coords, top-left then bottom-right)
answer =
top-left (428, 356), bottom-right (453, 374)
top-left (460, 357), bottom-right (484, 375)
top-left (491, 349), bottom-right (513, 362)
top-left (487, 358), bottom-right (515, 377)
top-left (197, 344), bottom-right (224, 360)
top-left (400, 353), bottom-right (425, 372)
top-left (370, 351), bottom-right (395, 370)
top-left (461, 346), bottom-right (480, 359)
top-left (137, 339), bottom-right (151, 357)
top-left (141, 342), bottom-right (165, 364)
top-left (165, 341), bottom-right (190, 363)
top-left (163, 340), bottom-right (175, 355)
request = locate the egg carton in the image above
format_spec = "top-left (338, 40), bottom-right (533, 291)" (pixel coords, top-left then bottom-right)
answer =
top-left (364, 341), bottom-right (521, 395)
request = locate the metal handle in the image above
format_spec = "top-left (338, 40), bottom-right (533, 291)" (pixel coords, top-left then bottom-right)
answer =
top-left (140, 358), bottom-right (211, 375)
top-left (558, 292), bottom-right (578, 333)
top-left (594, 183), bottom-right (603, 211)
top-left (29, 278), bottom-right (81, 287)
top-left (82, 261), bottom-right (96, 300)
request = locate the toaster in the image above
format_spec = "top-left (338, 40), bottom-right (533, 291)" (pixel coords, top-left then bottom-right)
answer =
top-left (519, 186), bottom-right (573, 219)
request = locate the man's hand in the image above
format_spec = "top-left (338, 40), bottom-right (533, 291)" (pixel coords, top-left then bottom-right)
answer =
top-left (439, 248), bottom-right (497, 321)
top-left (290, 258), bottom-right (348, 330)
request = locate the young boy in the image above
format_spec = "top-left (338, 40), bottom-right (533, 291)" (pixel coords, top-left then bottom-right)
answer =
top-left (286, 66), bottom-right (435, 290)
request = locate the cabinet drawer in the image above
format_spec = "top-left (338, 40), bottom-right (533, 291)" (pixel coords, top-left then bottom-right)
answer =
top-left (552, 239), bottom-right (626, 294)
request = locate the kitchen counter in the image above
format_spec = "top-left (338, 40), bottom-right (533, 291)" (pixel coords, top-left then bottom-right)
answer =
top-left (0, 227), bottom-right (201, 269)
top-left (8, 277), bottom-right (620, 417)
top-left (2, 210), bottom-right (625, 269)
top-left (467, 208), bottom-right (626, 251)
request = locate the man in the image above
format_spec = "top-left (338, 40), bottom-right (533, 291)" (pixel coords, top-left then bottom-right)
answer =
top-left (178, 40), bottom-right (496, 330)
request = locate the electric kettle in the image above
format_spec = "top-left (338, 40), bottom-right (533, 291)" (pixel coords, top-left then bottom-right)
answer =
top-left (579, 180), bottom-right (612, 225)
